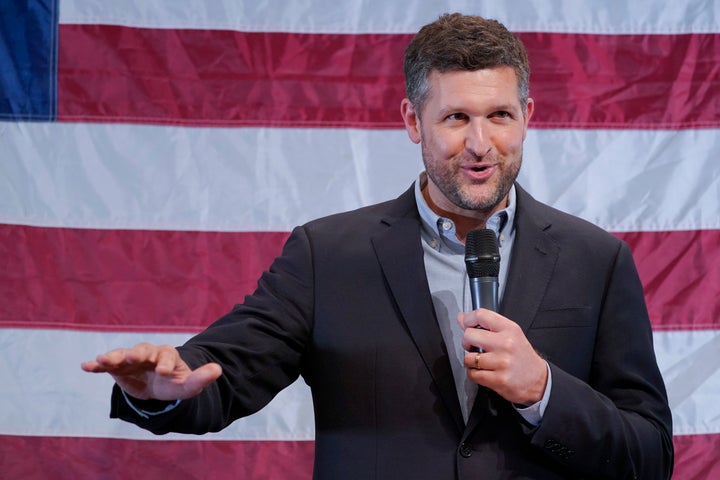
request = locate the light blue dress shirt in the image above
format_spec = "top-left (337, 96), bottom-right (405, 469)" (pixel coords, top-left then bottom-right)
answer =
top-left (413, 173), bottom-right (550, 425)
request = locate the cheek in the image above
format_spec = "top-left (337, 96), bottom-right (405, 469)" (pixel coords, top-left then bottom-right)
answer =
top-left (426, 128), bottom-right (465, 158)
top-left (493, 129), bottom-right (525, 155)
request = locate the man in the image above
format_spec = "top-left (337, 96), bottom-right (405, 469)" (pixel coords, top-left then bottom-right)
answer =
top-left (82, 13), bottom-right (673, 479)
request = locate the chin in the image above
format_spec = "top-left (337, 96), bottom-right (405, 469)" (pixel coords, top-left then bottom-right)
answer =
top-left (458, 189), bottom-right (504, 212)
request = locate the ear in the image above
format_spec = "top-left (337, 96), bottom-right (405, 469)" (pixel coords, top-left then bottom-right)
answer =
top-left (400, 98), bottom-right (422, 144)
top-left (522, 98), bottom-right (535, 141)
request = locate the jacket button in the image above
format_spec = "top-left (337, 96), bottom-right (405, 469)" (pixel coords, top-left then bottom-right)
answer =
top-left (459, 443), bottom-right (473, 458)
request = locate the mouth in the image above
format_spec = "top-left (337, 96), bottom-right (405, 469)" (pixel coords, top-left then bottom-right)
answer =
top-left (461, 163), bottom-right (496, 181)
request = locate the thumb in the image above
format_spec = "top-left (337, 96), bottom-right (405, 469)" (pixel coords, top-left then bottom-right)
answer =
top-left (181, 363), bottom-right (223, 398)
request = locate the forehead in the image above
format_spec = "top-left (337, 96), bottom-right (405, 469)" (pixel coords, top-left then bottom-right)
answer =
top-left (424, 67), bottom-right (521, 109)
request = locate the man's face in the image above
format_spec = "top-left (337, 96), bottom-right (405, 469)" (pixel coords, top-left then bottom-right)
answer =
top-left (401, 67), bottom-right (533, 219)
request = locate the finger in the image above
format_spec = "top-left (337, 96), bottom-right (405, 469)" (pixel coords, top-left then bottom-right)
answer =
top-left (461, 329), bottom-right (480, 352)
top-left (124, 342), bottom-right (160, 364)
top-left (458, 308), bottom-right (505, 330)
top-left (86, 344), bottom-right (161, 375)
top-left (472, 310), bottom-right (516, 332)
top-left (466, 368), bottom-right (496, 391)
top-left (464, 351), bottom-right (482, 370)
top-left (154, 345), bottom-right (182, 376)
top-left (457, 310), bottom-right (484, 329)
top-left (457, 311), bottom-right (486, 352)
top-left (456, 311), bottom-right (468, 329)
top-left (81, 353), bottom-right (137, 376)
top-left (460, 324), bottom-right (493, 352)
top-left (89, 347), bottom-right (135, 370)
top-left (464, 351), bottom-right (486, 370)
top-left (80, 360), bottom-right (103, 372)
top-left (463, 351), bottom-right (505, 371)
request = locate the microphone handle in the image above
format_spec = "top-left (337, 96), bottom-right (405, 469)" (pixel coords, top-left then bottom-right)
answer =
top-left (469, 276), bottom-right (497, 353)
top-left (469, 276), bottom-right (498, 312)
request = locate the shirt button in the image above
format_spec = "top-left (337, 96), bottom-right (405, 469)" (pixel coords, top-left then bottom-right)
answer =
top-left (442, 221), bottom-right (452, 231)
top-left (459, 442), bottom-right (473, 458)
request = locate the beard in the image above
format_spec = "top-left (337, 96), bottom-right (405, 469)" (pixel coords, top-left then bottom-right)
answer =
top-left (422, 143), bottom-right (521, 214)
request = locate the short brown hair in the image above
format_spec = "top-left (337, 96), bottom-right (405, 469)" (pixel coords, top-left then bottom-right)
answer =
top-left (403, 13), bottom-right (530, 114)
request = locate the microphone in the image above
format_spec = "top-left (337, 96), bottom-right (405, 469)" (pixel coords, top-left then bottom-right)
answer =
top-left (464, 228), bottom-right (500, 313)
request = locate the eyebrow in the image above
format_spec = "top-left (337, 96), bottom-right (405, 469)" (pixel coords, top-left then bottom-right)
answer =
top-left (489, 103), bottom-right (521, 113)
top-left (437, 103), bottom-right (520, 118)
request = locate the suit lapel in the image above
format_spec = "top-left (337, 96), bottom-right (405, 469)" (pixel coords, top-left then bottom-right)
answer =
top-left (499, 185), bottom-right (560, 333)
top-left (370, 189), bottom-right (465, 434)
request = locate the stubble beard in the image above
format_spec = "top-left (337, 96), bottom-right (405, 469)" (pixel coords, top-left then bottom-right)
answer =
top-left (422, 143), bottom-right (522, 214)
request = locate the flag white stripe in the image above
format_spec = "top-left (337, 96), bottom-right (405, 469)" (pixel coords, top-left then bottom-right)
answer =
top-left (654, 329), bottom-right (720, 436)
top-left (58, 0), bottom-right (720, 34)
top-left (2, 122), bottom-right (718, 233)
top-left (0, 329), bottom-right (314, 441)
top-left (0, 328), bottom-right (715, 439)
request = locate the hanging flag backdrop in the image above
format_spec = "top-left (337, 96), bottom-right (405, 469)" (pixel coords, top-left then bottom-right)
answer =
top-left (1, 1), bottom-right (719, 478)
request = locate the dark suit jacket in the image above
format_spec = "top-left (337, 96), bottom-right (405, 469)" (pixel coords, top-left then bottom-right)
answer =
top-left (112, 183), bottom-right (673, 479)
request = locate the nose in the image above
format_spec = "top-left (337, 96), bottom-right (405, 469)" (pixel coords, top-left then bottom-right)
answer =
top-left (465, 119), bottom-right (491, 158)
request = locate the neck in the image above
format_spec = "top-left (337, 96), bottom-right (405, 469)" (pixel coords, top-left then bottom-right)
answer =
top-left (421, 186), bottom-right (505, 243)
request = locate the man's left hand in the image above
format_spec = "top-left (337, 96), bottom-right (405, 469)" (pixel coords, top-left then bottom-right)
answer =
top-left (458, 308), bottom-right (548, 406)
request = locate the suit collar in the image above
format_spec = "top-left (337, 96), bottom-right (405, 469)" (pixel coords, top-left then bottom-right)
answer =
top-left (390, 182), bottom-right (560, 334)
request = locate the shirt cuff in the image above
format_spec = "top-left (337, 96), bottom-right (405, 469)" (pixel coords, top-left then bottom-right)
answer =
top-left (121, 389), bottom-right (181, 419)
top-left (514, 361), bottom-right (552, 426)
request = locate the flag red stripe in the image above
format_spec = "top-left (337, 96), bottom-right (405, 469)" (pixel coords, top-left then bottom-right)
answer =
top-left (2, 434), bottom-right (718, 480)
top-left (56, 25), bottom-right (720, 130)
top-left (2, 224), bottom-right (718, 331)
top-left (672, 434), bottom-right (720, 480)
top-left (0, 224), bottom-right (289, 332)
top-left (1, 435), bottom-right (314, 480)
top-left (616, 230), bottom-right (720, 331)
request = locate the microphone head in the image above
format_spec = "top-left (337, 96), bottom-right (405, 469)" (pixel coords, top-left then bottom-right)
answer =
top-left (465, 228), bottom-right (501, 278)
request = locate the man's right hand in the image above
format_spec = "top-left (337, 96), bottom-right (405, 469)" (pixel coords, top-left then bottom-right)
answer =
top-left (81, 342), bottom-right (222, 401)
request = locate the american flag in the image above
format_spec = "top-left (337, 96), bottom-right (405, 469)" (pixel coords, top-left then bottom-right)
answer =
top-left (1, 0), bottom-right (718, 478)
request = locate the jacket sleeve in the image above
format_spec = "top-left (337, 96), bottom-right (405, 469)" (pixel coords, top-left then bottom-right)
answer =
top-left (110, 225), bottom-right (315, 435)
top-left (527, 241), bottom-right (674, 479)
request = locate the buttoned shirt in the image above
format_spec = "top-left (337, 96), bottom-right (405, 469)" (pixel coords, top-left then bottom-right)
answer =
top-left (414, 173), bottom-right (549, 424)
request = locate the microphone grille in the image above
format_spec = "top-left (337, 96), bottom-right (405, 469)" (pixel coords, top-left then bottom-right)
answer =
top-left (465, 228), bottom-right (501, 278)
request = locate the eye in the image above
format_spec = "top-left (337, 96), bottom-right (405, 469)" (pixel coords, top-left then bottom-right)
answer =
top-left (491, 111), bottom-right (512, 119)
top-left (489, 110), bottom-right (517, 124)
top-left (445, 112), bottom-right (468, 122)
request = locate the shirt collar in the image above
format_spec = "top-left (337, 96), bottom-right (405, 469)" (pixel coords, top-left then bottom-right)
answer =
top-left (414, 172), bottom-right (516, 251)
